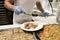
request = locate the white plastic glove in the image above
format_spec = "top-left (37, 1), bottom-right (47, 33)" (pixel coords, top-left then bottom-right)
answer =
top-left (14, 6), bottom-right (26, 15)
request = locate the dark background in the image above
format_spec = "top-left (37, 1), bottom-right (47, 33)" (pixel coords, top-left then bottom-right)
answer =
top-left (0, 0), bottom-right (13, 25)
top-left (48, 0), bottom-right (53, 2)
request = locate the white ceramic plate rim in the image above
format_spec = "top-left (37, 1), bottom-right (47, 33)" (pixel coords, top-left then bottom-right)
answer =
top-left (20, 22), bottom-right (44, 31)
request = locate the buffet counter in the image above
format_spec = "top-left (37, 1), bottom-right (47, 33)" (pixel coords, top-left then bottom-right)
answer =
top-left (0, 24), bottom-right (60, 40)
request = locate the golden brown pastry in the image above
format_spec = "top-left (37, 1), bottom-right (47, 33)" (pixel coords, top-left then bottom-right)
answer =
top-left (25, 23), bottom-right (37, 29)
top-left (38, 24), bottom-right (60, 40)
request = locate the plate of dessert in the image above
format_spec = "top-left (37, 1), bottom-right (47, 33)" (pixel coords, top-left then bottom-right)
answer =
top-left (20, 22), bottom-right (44, 31)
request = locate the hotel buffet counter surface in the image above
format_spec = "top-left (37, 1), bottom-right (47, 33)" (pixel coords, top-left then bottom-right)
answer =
top-left (0, 24), bottom-right (60, 40)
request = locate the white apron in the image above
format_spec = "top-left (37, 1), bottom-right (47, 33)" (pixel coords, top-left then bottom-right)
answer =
top-left (13, 0), bottom-right (52, 24)
top-left (13, 0), bottom-right (36, 24)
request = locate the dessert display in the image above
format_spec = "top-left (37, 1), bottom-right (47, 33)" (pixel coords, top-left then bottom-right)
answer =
top-left (25, 23), bottom-right (38, 29)
top-left (0, 24), bottom-right (60, 40)
top-left (0, 28), bottom-right (34, 40)
top-left (39, 24), bottom-right (60, 40)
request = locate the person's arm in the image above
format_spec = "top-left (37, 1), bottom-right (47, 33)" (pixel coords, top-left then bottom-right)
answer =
top-left (36, 1), bottom-right (49, 17)
top-left (36, 1), bottom-right (44, 13)
top-left (4, 0), bottom-right (25, 15)
top-left (4, 0), bottom-right (14, 11)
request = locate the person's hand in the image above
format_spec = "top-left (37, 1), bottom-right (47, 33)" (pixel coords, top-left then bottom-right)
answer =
top-left (42, 12), bottom-right (49, 17)
top-left (14, 6), bottom-right (26, 15)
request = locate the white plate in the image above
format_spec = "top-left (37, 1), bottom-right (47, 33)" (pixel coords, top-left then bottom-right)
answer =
top-left (20, 22), bottom-right (43, 31)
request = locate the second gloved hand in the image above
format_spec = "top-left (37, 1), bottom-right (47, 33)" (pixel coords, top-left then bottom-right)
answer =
top-left (14, 6), bottom-right (26, 15)
top-left (42, 12), bottom-right (49, 17)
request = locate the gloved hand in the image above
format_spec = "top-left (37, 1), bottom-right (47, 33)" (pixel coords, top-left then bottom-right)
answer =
top-left (42, 12), bottom-right (49, 17)
top-left (14, 6), bottom-right (26, 15)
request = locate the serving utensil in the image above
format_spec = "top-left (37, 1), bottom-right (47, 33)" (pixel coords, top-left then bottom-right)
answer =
top-left (33, 31), bottom-right (41, 40)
